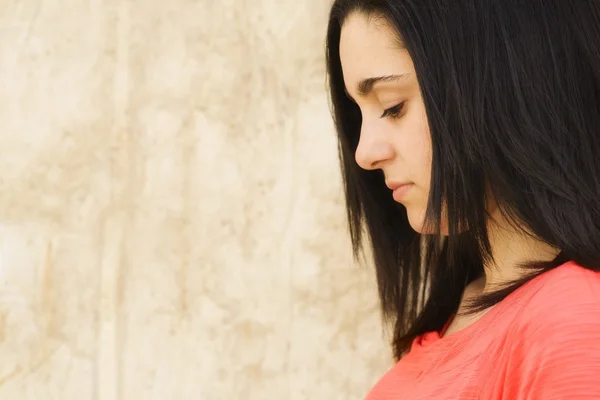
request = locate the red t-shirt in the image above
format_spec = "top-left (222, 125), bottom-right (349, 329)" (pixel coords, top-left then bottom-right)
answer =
top-left (366, 261), bottom-right (600, 399)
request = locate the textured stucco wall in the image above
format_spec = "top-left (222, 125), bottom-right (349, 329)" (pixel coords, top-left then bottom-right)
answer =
top-left (0, 1), bottom-right (392, 399)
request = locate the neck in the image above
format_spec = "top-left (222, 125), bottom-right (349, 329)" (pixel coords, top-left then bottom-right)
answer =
top-left (481, 210), bottom-right (560, 292)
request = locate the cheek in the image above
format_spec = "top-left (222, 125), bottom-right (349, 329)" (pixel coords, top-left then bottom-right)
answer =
top-left (403, 121), bottom-right (432, 190)
top-left (397, 116), bottom-right (434, 233)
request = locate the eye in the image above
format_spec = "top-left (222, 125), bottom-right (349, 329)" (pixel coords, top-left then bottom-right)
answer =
top-left (380, 102), bottom-right (405, 119)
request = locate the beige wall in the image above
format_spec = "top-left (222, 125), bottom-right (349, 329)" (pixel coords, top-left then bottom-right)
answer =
top-left (0, 1), bottom-right (392, 399)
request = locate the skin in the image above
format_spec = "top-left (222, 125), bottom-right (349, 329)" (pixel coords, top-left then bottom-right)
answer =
top-left (339, 12), bottom-right (559, 336)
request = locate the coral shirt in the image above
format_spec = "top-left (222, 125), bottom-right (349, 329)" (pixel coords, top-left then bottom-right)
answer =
top-left (366, 261), bottom-right (600, 400)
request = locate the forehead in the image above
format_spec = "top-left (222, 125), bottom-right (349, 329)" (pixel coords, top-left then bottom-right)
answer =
top-left (339, 13), bottom-right (413, 87)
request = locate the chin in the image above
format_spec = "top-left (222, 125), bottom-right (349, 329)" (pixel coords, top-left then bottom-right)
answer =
top-left (406, 207), bottom-right (427, 233)
top-left (406, 207), bottom-right (449, 236)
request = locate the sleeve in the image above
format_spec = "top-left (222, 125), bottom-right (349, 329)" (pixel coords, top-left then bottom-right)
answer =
top-left (505, 303), bottom-right (600, 399)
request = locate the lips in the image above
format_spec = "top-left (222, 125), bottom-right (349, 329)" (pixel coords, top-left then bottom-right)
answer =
top-left (386, 181), bottom-right (413, 202)
top-left (386, 181), bottom-right (412, 191)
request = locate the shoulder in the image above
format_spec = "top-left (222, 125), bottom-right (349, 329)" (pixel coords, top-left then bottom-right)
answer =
top-left (518, 261), bottom-right (600, 326)
top-left (501, 262), bottom-right (600, 399)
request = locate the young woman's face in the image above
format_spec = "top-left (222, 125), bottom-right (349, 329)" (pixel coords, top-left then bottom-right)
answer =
top-left (339, 12), bottom-right (434, 233)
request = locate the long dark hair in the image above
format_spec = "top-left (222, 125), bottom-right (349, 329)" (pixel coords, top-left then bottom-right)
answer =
top-left (326, 0), bottom-right (600, 360)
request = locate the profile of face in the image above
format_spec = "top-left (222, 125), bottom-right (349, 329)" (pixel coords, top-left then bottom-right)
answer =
top-left (339, 12), bottom-right (434, 233)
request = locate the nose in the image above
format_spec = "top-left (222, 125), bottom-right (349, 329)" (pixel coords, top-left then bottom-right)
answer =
top-left (354, 123), bottom-right (395, 170)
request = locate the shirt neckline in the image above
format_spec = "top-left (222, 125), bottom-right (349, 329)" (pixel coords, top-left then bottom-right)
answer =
top-left (412, 260), bottom-right (577, 350)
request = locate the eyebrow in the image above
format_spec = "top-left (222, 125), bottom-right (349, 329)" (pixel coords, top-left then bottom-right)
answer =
top-left (345, 74), bottom-right (412, 100)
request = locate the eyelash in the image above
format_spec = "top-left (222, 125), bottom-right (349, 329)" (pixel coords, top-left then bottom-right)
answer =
top-left (380, 103), bottom-right (405, 119)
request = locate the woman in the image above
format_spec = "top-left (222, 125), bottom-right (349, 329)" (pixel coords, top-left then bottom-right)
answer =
top-left (325, 0), bottom-right (600, 398)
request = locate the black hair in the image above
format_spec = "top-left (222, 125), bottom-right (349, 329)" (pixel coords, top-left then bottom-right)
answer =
top-left (326, 0), bottom-right (600, 359)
